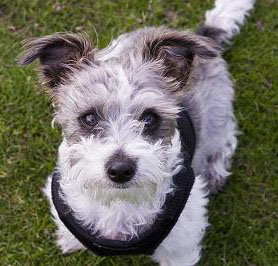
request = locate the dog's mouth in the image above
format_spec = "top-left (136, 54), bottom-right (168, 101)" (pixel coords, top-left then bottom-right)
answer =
top-left (84, 179), bottom-right (139, 191)
top-left (110, 182), bottom-right (133, 189)
top-left (83, 179), bottom-right (148, 205)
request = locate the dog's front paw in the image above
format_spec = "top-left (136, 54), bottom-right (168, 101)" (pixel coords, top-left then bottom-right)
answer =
top-left (56, 228), bottom-right (85, 254)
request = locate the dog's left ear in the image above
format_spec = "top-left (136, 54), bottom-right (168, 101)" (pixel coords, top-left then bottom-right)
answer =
top-left (18, 33), bottom-right (94, 89)
top-left (142, 28), bottom-right (221, 89)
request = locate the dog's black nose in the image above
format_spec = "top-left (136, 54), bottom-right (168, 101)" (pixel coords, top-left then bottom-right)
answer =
top-left (107, 158), bottom-right (136, 183)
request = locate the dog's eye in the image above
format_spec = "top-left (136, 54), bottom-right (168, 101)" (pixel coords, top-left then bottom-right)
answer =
top-left (140, 111), bottom-right (159, 130)
top-left (80, 112), bottom-right (98, 128)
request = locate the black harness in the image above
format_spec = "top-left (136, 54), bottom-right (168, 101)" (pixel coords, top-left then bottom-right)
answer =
top-left (51, 110), bottom-right (196, 256)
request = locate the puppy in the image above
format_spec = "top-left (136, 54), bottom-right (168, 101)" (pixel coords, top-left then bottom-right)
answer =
top-left (19, 0), bottom-right (255, 265)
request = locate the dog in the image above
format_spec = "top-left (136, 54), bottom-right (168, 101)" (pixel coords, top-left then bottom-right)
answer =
top-left (19, 0), bottom-right (255, 265)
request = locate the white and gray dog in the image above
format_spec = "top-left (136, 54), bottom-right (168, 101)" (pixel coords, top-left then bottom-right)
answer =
top-left (19, 0), bottom-right (255, 265)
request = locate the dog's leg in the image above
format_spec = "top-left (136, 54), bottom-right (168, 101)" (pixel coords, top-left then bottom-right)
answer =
top-left (194, 0), bottom-right (255, 193)
top-left (190, 60), bottom-right (238, 194)
top-left (42, 176), bottom-right (86, 254)
top-left (203, 122), bottom-right (238, 194)
top-left (152, 175), bottom-right (209, 266)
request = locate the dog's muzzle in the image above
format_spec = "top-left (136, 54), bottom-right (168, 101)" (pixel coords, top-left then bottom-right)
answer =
top-left (51, 110), bottom-right (196, 256)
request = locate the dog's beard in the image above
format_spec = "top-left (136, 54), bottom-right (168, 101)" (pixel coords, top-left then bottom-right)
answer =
top-left (57, 130), bottom-right (183, 240)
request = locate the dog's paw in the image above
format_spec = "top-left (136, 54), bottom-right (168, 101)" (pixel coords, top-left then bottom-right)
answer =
top-left (56, 228), bottom-right (85, 254)
top-left (209, 175), bottom-right (227, 194)
top-left (205, 151), bottom-right (233, 194)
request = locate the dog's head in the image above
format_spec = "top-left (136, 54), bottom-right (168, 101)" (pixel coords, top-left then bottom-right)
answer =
top-left (19, 27), bottom-right (219, 239)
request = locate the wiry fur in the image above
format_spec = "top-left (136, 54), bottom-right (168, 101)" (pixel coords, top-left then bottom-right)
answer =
top-left (20, 0), bottom-right (255, 265)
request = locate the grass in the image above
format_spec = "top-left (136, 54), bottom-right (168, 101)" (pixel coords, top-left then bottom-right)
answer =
top-left (0, 0), bottom-right (277, 265)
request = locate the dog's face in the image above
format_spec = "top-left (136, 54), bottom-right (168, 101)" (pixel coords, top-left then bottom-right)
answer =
top-left (19, 28), bottom-right (219, 238)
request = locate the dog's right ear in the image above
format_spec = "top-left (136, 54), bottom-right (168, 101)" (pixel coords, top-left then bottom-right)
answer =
top-left (18, 33), bottom-right (95, 89)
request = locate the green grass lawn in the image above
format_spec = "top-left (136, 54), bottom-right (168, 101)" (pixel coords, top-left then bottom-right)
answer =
top-left (0, 0), bottom-right (277, 265)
